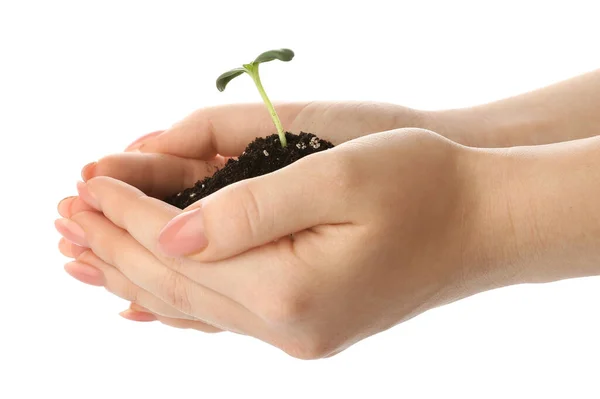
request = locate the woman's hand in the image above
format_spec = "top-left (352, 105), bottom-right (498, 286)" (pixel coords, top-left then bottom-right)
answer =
top-left (78, 101), bottom-right (428, 187)
top-left (58, 101), bottom-right (431, 332)
top-left (56, 128), bottom-right (510, 359)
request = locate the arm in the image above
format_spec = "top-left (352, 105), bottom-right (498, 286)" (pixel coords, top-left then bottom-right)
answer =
top-left (422, 68), bottom-right (600, 148)
top-left (122, 69), bottom-right (600, 161)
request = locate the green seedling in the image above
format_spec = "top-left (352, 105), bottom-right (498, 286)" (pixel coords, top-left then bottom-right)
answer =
top-left (216, 48), bottom-right (294, 147)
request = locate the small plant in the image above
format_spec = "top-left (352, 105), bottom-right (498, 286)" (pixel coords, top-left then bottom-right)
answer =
top-left (216, 48), bottom-right (294, 147)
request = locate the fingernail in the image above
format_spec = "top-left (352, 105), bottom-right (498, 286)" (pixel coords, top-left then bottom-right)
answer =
top-left (81, 162), bottom-right (97, 181)
top-left (119, 309), bottom-right (157, 322)
top-left (64, 261), bottom-right (104, 286)
top-left (125, 130), bottom-right (164, 151)
top-left (76, 181), bottom-right (100, 210)
top-left (54, 218), bottom-right (89, 247)
top-left (57, 196), bottom-right (76, 218)
top-left (157, 208), bottom-right (208, 256)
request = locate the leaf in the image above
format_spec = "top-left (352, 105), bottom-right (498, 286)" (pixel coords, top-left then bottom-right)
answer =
top-left (253, 48), bottom-right (294, 65)
top-left (216, 67), bottom-right (247, 91)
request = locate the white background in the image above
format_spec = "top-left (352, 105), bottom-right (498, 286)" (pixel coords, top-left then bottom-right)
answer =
top-left (1, 1), bottom-right (599, 398)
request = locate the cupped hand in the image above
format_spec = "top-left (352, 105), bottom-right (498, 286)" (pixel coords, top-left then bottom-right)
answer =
top-left (56, 128), bottom-right (496, 359)
top-left (56, 198), bottom-right (225, 333)
top-left (58, 101), bottom-right (425, 325)
top-left (78, 101), bottom-right (423, 193)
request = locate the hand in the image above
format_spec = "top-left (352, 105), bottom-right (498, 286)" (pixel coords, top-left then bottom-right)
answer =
top-left (57, 101), bottom-right (428, 324)
top-left (78, 101), bottom-right (426, 187)
top-left (56, 128), bottom-right (503, 359)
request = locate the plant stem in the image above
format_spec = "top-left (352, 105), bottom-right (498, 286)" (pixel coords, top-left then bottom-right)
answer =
top-left (249, 64), bottom-right (287, 147)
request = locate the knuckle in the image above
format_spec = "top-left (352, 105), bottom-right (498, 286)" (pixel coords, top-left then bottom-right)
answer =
top-left (97, 227), bottom-right (130, 267)
top-left (70, 212), bottom-right (117, 262)
top-left (257, 282), bottom-right (313, 326)
top-left (322, 153), bottom-right (356, 195)
top-left (86, 174), bottom-right (113, 189)
top-left (122, 280), bottom-right (139, 303)
top-left (278, 333), bottom-right (334, 360)
top-left (232, 182), bottom-right (266, 240)
top-left (164, 254), bottom-right (186, 274)
top-left (93, 157), bottom-right (113, 171)
top-left (159, 271), bottom-right (193, 315)
top-left (76, 248), bottom-right (96, 265)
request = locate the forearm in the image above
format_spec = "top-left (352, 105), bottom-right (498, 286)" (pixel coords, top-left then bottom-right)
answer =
top-left (420, 68), bottom-right (600, 148)
top-left (467, 135), bottom-right (600, 291)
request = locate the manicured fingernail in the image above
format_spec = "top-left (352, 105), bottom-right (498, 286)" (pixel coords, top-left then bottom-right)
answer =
top-left (119, 309), bottom-right (157, 322)
top-left (76, 181), bottom-right (100, 210)
top-left (57, 196), bottom-right (76, 218)
top-left (64, 261), bottom-right (105, 286)
top-left (158, 208), bottom-right (208, 256)
top-left (54, 218), bottom-right (89, 247)
top-left (81, 162), bottom-right (97, 181)
top-left (125, 130), bottom-right (164, 151)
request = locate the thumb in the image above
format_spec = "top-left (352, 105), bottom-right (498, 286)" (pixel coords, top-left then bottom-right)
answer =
top-left (139, 103), bottom-right (305, 160)
top-left (124, 130), bottom-right (165, 152)
top-left (156, 149), bottom-right (353, 261)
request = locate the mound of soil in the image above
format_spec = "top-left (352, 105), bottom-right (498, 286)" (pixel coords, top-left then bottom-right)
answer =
top-left (164, 131), bottom-right (335, 209)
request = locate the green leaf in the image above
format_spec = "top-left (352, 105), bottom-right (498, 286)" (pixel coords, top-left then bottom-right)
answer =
top-left (216, 67), bottom-right (247, 92)
top-left (253, 48), bottom-right (294, 65)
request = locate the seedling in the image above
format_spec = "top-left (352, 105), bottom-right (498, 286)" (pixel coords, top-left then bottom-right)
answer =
top-left (216, 48), bottom-right (294, 147)
top-left (165, 48), bottom-right (334, 209)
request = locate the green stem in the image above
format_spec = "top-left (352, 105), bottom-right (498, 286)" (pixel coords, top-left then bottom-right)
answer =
top-left (249, 64), bottom-right (287, 147)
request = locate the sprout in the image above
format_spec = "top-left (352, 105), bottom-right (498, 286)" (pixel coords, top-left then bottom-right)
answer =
top-left (216, 48), bottom-right (294, 147)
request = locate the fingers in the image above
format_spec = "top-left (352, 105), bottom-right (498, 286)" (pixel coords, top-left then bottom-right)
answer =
top-left (64, 248), bottom-right (197, 320)
top-left (76, 151), bottom-right (353, 262)
top-left (67, 209), bottom-right (266, 336)
top-left (60, 204), bottom-right (330, 334)
top-left (79, 250), bottom-right (199, 320)
top-left (59, 235), bottom-right (223, 328)
top-left (76, 176), bottom-right (182, 255)
top-left (69, 163), bottom-right (352, 317)
top-left (63, 174), bottom-right (354, 342)
top-left (80, 152), bottom-right (226, 199)
top-left (125, 303), bottom-right (224, 333)
top-left (139, 102), bottom-right (309, 159)
top-left (59, 181), bottom-right (292, 317)
top-left (157, 148), bottom-right (355, 260)
top-left (154, 317), bottom-right (223, 332)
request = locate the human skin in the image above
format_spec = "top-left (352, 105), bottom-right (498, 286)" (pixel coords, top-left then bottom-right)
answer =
top-left (56, 69), bottom-right (600, 351)
top-left (55, 127), bottom-right (600, 359)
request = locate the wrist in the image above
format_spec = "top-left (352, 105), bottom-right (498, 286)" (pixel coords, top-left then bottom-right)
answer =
top-left (462, 137), bottom-right (600, 292)
top-left (503, 137), bottom-right (600, 283)
top-left (418, 103), bottom-right (554, 149)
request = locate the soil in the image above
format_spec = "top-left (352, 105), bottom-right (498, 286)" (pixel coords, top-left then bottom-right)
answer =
top-left (164, 131), bottom-right (335, 209)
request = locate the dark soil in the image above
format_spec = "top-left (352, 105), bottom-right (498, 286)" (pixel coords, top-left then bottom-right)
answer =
top-left (164, 131), bottom-right (335, 209)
